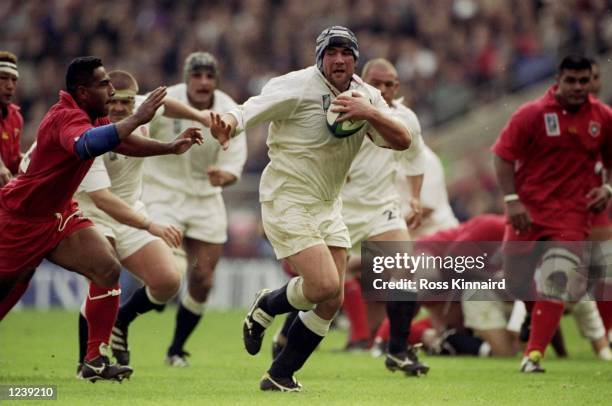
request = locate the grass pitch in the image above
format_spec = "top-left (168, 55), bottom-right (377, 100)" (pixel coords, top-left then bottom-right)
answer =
top-left (2, 308), bottom-right (612, 405)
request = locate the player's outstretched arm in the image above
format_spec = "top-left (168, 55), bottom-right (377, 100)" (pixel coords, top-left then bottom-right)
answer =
top-left (113, 127), bottom-right (203, 157)
top-left (331, 92), bottom-right (411, 150)
top-left (163, 96), bottom-right (211, 127)
top-left (89, 188), bottom-right (183, 247)
top-left (209, 112), bottom-right (237, 150)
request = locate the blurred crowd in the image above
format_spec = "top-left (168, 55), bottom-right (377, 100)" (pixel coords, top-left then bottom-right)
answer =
top-left (1, 0), bottom-right (611, 256)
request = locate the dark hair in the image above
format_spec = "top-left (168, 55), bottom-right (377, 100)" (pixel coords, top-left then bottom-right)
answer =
top-left (558, 55), bottom-right (591, 73)
top-left (65, 56), bottom-right (103, 94)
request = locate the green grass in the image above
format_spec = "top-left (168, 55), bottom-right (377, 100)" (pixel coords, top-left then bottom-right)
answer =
top-left (1, 308), bottom-right (612, 405)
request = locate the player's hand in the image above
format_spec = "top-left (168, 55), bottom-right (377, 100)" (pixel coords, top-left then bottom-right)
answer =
top-left (586, 186), bottom-right (611, 213)
top-left (147, 222), bottom-right (183, 248)
top-left (405, 197), bottom-right (423, 229)
top-left (198, 110), bottom-right (212, 128)
top-left (0, 165), bottom-right (12, 186)
top-left (207, 166), bottom-right (237, 187)
top-left (331, 91), bottom-right (374, 122)
top-left (209, 112), bottom-right (233, 150)
top-left (170, 128), bottom-right (203, 154)
top-left (133, 86), bottom-right (167, 125)
top-left (506, 200), bottom-right (531, 234)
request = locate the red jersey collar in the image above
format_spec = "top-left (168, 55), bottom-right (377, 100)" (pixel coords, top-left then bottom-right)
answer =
top-left (59, 90), bottom-right (81, 109)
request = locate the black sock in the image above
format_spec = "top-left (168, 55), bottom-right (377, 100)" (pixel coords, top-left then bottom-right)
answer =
top-left (443, 332), bottom-right (485, 356)
top-left (117, 286), bottom-right (165, 328)
top-left (281, 311), bottom-right (299, 338)
top-left (259, 283), bottom-right (296, 316)
top-left (269, 314), bottom-right (324, 378)
top-left (167, 303), bottom-right (202, 355)
top-left (78, 312), bottom-right (88, 363)
top-left (387, 294), bottom-right (418, 354)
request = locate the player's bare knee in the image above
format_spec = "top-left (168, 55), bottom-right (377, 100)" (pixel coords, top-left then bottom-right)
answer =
top-left (307, 278), bottom-right (340, 303)
top-left (149, 270), bottom-right (181, 301)
top-left (92, 256), bottom-right (121, 287)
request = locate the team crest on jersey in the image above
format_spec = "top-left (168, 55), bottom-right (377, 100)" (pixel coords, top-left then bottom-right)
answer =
top-left (322, 94), bottom-right (331, 112)
top-left (589, 121), bottom-right (601, 137)
top-left (544, 113), bottom-right (560, 136)
top-left (174, 119), bottom-right (182, 135)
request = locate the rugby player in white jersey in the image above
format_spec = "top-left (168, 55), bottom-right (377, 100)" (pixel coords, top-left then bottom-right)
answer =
top-left (142, 52), bottom-right (247, 367)
top-left (209, 26), bottom-right (412, 392)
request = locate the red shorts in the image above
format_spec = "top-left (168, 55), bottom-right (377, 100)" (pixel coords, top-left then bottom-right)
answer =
top-left (502, 224), bottom-right (586, 256)
top-left (591, 209), bottom-right (611, 228)
top-left (0, 203), bottom-right (93, 278)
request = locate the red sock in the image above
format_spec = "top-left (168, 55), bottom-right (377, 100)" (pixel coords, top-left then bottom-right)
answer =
top-left (525, 300), bottom-right (564, 356)
top-left (84, 282), bottom-right (120, 361)
top-left (408, 317), bottom-right (433, 345)
top-left (0, 282), bottom-right (30, 321)
top-left (375, 317), bottom-right (390, 342)
top-left (343, 278), bottom-right (369, 342)
top-left (597, 301), bottom-right (612, 332)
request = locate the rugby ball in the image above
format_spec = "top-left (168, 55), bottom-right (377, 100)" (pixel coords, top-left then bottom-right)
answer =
top-left (326, 90), bottom-right (368, 138)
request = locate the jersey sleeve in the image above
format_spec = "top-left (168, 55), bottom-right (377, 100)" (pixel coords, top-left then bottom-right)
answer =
top-left (78, 156), bottom-right (111, 193)
top-left (228, 74), bottom-right (303, 135)
top-left (491, 104), bottom-right (533, 162)
top-left (56, 109), bottom-right (96, 155)
top-left (395, 104), bottom-right (425, 175)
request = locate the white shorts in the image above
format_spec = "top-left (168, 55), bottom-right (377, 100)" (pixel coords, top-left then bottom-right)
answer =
top-left (462, 299), bottom-right (514, 331)
top-left (93, 201), bottom-right (159, 260)
top-left (343, 200), bottom-right (407, 255)
top-left (143, 182), bottom-right (227, 244)
top-left (261, 198), bottom-right (351, 259)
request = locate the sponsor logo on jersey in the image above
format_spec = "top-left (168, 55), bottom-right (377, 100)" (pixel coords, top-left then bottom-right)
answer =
top-left (589, 121), bottom-right (601, 137)
top-left (544, 113), bottom-right (560, 136)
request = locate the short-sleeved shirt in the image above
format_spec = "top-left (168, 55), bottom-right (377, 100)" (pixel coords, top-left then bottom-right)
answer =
top-left (0, 103), bottom-right (24, 175)
top-left (229, 66), bottom-right (398, 204)
top-left (492, 86), bottom-right (612, 234)
top-left (0, 91), bottom-right (109, 218)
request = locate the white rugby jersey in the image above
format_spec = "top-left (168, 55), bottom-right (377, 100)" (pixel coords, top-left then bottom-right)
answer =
top-left (341, 100), bottom-right (425, 207)
top-left (396, 144), bottom-right (459, 237)
top-left (144, 84), bottom-right (247, 197)
top-left (229, 66), bottom-right (399, 204)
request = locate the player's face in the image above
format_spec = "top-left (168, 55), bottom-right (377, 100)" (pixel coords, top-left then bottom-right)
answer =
top-left (0, 71), bottom-right (18, 107)
top-left (556, 68), bottom-right (591, 109)
top-left (589, 64), bottom-right (601, 96)
top-left (108, 97), bottom-right (135, 123)
top-left (322, 47), bottom-right (355, 91)
top-left (82, 67), bottom-right (115, 118)
top-left (187, 70), bottom-right (217, 110)
top-left (363, 65), bottom-right (399, 106)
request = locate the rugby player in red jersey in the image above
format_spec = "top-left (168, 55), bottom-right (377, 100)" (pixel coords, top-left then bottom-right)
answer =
top-left (0, 57), bottom-right (202, 381)
top-left (492, 55), bottom-right (612, 372)
top-left (0, 51), bottom-right (23, 186)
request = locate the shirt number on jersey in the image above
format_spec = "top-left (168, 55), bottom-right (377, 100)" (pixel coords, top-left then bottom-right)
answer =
top-left (383, 209), bottom-right (397, 221)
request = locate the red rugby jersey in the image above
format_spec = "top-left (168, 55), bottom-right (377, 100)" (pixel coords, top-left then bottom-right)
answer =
top-left (0, 103), bottom-right (23, 175)
top-left (492, 86), bottom-right (612, 233)
top-left (0, 91), bottom-right (109, 218)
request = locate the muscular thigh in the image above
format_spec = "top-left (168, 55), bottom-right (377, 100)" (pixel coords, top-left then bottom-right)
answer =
top-left (47, 226), bottom-right (117, 277)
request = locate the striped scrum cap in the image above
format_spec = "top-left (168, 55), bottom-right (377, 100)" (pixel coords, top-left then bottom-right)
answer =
top-left (315, 26), bottom-right (359, 71)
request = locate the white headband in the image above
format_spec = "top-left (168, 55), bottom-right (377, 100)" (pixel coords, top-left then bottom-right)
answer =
top-left (0, 61), bottom-right (18, 79)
